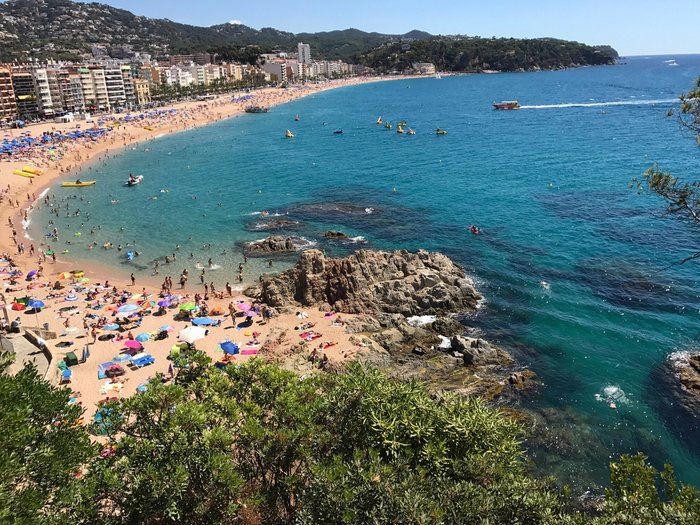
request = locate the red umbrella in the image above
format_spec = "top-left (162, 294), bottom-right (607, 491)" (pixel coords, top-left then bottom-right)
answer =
top-left (124, 340), bottom-right (143, 350)
top-left (11, 303), bottom-right (25, 311)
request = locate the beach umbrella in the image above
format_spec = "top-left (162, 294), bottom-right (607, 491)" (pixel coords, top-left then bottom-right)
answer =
top-left (79, 277), bottom-right (90, 283)
top-left (237, 303), bottom-right (252, 311)
top-left (220, 341), bottom-right (239, 355)
top-left (103, 323), bottom-right (120, 331)
top-left (179, 302), bottom-right (196, 312)
top-left (124, 340), bottom-right (143, 350)
top-left (65, 294), bottom-right (78, 302)
top-left (178, 326), bottom-right (207, 344)
top-left (115, 311), bottom-right (136, 319)
top-left (27, 270), bottom-right (38, 280)
top-left (118, 304), bottom-right (138, 313)
top-left (11, 303), bottom-right (25, 311)
top-left (136, 383), bottom-right (148, 393)
top-left (157, 300), bottom-right (171, 308)
top-left (27, 299), bottom-right (44, 310)
top-left (159, 325), bottom-right (174, 332)
top-left (135, 333), bottom-right (151, 342)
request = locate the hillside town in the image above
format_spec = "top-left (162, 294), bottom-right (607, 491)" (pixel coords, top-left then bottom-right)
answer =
top-left (0, 42), bottom-right (377, 123)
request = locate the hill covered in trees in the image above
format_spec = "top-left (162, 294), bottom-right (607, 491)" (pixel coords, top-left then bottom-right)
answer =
top-left (0, 0), bottom-right (618, 71)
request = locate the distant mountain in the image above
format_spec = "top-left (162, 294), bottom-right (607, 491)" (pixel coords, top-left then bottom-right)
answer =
top-left (0, 0), bottom-right (618, 71)
top-left (0, 0), bottom-right (434, 62)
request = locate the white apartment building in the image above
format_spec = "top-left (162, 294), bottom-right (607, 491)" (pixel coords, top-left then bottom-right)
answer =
top-left (298, 42), bottom-right (311, 64)
top-left (104, 67), bottom-right (127, 110)
top-left (33, 69), bottom-right (56, 116)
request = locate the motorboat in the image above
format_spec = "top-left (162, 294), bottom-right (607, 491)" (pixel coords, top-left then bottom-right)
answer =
top-left (436, 128), bottom-right (448, 135)
top-left (125, 175), bottom-right (143, 186)
top-left (492, 100), bottom-right (520, 110)
top-left (333, 129), bottom-right (343, 134)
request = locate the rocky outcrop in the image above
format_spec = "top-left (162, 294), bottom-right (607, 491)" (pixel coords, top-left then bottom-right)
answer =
top-left (245, 236), bottom-right (296, 255)
top-left (323, 230), bottom-right (350, 240)
top-left (252, 249), bottom-right (481, 316)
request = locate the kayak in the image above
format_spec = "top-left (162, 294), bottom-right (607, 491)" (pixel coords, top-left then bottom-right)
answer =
top-left (22, 166), bottom-right (43, 175)
top-left (62, 181), bottom-right (96, 187)
top-left (13, 170), bottom-right (36, 178)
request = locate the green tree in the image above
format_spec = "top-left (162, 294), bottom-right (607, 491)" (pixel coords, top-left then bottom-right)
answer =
top-left (635, 77), bottom-right (700, 263)
top-left (0, 355), bottom-right (95, 525)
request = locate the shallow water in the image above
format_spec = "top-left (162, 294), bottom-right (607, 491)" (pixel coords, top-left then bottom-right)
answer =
top-left (31, 55), bottom-right (700, 488)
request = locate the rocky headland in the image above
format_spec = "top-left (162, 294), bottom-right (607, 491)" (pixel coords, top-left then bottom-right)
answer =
top-left (246, 249), bottom-right (537, 401)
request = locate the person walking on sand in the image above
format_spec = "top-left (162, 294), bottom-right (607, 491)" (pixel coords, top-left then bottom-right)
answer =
top-left (130, 273), bottom-right (135, 286)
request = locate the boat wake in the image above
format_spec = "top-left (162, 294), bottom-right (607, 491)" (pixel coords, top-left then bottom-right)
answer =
top-left (519, 98), bottom-right (677, 110)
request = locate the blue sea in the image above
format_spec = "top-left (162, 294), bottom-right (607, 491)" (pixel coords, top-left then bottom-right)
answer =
top-left (30, 55), bottom-right (700, 489)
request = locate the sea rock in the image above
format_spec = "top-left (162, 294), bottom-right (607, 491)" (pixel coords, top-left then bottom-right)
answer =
top-left (249, 218), bottom-right (301, 231)
top-left (245, 236), bottom-right (296, 255)
top-left (252, 249), bottom-right (482, 316)
top-left (323, 230), bottom-right (350, 240)
top-left (450, 335), bottom-right (511, 366)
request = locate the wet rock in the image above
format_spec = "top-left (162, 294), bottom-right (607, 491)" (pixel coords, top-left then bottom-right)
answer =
top-left (251, 249), bottom-right (482, 315)
top-left (451, 336), bottom-right (511, 366)
top-left (323, 230), bottom-right (350, 240)
top-left (245, 236), bottom-right (297, 256)
top-left (249, 218), bottom-right (301, 231)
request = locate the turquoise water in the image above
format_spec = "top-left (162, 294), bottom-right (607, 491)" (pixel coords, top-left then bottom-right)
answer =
top-left (31, 55), bottom-right (700, 488)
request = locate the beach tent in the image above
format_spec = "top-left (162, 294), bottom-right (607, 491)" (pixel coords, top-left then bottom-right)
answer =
top-left (178, 326), bottom-right (208, 344)
top-left (220, 341), bottom-right (239, 355)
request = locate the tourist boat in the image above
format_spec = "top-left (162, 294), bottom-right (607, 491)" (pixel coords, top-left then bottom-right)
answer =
top-left (285, 130), bottom-right (295, 138)
top-left (492, 100), bottom-right (520, 110)
top-left (125, 175), bottom-right (143, 186)
top-left (62, 181), bottom-right (96, 187)
top-left (436, 128), bottom-right (448, 135)
top-left (244, 106), bottom-right (269, 113)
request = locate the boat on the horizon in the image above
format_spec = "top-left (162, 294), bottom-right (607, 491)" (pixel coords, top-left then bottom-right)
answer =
top-left (245, 106), bottom-right (269, 113)
top-left (333, 129), bottom-right (343, 134)
top-left (492, 100), bottom-right (521, 110)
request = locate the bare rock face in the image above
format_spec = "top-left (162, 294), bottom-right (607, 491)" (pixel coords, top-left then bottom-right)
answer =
top-left (245, 236), bottom-right (296, 255)
top-left (255, 249), bottom-right (482, 316)
top-left (676, 354), bottom-right (700, 413)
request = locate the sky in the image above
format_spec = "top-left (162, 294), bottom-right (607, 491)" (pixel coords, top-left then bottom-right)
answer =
top-left (66, 0), bottom-right (700, 56)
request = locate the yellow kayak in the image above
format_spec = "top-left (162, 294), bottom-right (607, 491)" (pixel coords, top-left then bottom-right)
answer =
top-left (62, 181), bottom-right (96, 187)
top-left (13, 170), bottom-right (36, 178)
top-left (22, 166), bottom-right (43, 175)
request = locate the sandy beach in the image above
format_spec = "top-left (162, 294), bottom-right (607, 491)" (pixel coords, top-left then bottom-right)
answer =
top-left (0, 76), bottom-right (401, 416)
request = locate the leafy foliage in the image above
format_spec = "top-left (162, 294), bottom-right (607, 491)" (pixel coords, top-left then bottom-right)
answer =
top-left (358, 37), bottom-right (617, 73)
top-left (0, 354), bottom-right (94, 525)
top-left (634, 77), bottom-right (700, 263)
top-left (2, 353), bottom-right (700, 523)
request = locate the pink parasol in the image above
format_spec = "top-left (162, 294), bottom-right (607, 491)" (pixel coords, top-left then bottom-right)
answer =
top-left (124, 340), bottom-right (143, 350)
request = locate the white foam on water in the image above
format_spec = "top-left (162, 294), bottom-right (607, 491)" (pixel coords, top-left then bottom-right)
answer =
top-left (520, 99), bottom-right (677, 110)
top-left (407, 315), bottom-right (437, 327)
top-left (599, 385), bottom-right (630, 405)
top-left (38, 187), bottom-right (50, 199)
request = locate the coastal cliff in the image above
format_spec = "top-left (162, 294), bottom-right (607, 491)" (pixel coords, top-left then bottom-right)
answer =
top-left (247, 249), bottom-right (535, 401)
